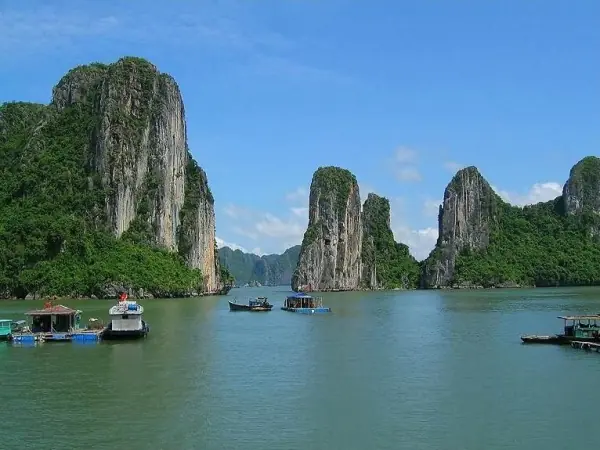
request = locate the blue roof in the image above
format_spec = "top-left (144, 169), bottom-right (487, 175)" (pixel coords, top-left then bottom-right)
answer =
top-left (287, 292), bottom-right (313, 299)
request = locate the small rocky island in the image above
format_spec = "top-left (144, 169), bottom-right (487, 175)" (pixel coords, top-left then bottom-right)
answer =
top-left (291, 167), bottom-right (419, 291)
top-left (0, 56), bottom-right (230, 299)
top-left (421, 156), bottom-right (600, 289)
top-left (293, 157), bottom-right (600, 292)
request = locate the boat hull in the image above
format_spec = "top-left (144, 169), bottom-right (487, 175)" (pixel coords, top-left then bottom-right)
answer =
top-left (281, 307), bottom-right (331, 314)
top-left (521, 334), bottom-right (600, 345)
top-left (102, 321), bottom-right (149, 340)
top-left (228, 301), bottom-right (272, 312)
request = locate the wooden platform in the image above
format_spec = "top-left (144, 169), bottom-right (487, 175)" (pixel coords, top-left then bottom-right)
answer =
top-left (570, 341), bottom-right (600, 352)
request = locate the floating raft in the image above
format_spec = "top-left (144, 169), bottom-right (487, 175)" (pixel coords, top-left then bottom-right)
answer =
top-left (570, 341), bottom-right (600, 352)
top-left (11, 330), bottom-right (103, 344)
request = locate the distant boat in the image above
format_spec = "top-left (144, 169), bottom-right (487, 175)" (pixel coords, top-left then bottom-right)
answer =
top-left (229, 297), bottom-right (273, 312)
top-left (521, 315), bottom-right (600, 344)
top-left (281, 292), bottom-right (331, 314)
top-left (102, 293), bottom-right (149, 340)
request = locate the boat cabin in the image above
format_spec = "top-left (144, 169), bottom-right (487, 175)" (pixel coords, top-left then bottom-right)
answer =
top-left (249, 297), bottom-right (270, 307)
top-left (282, 292), bottom-right (331, 313)
top-left (108, 300), bottom-right (144, 332)
top-left (25, 304), bottom-right (82, 333)
top-left (0, 319), bottom-right (11, 338)
top-left (559, 315), bottom-right (600, 339)
top-left (284, 293), bottom-right (319, 309)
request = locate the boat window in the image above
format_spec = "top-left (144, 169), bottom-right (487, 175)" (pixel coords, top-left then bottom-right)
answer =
top-left (122, 315), bottom-right (129, 319)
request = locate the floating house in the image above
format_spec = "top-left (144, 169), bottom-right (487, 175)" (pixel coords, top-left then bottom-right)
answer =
top-left (11, 303), bottom-right (103, 343)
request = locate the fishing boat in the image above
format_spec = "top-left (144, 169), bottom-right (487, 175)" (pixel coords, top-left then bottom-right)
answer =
top-left (228, 297), bottom-right (273, 311)
top-left (0, 320), bottom-right (11, 341)
top-left (281, 292), bottom-right (331, 314)
top-left (521, 315), bottom-right (600, 344)
top-left (102, 293), bottom-right (149, 340)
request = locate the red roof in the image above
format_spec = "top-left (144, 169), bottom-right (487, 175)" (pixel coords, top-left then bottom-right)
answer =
top-left (25, 304), bottom-right (79, 316)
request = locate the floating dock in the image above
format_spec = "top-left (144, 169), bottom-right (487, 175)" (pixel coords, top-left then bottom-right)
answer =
top-left (11, 330), bottom-right (103, 343)
top-left (570, 341), bottom-right (600, 352)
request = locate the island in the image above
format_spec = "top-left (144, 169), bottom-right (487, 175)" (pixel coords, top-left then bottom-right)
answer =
top-left (0, 56), bottom-right (231, 299)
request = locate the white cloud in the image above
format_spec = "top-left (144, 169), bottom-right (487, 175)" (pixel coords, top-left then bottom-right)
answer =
top-left (285, 187), bottom-right (309, 204)
top-left (255, 213), bottom-right (305, 240)
top-left (218, 187), bottom-right (311, 254)
top-left (359, 183), bottom-right (379, 204)
top-left (395, 146), bottom-right (418, 164)
top-left (492, 182), bottom-right (562, 206)
top-left (390, 146), bottom-right (422, 183)
top-left (395, 167), bottom-right (422, 182)
top-left (444, 161), bottom-right (464, 172)
top-left (223, 204), bottom-right (253, 219)
top-left (0, 5), bottom-right (350, 84)
top-left (393, 225), bottom-right (438, 261)
top-left (216, 236), bottom-right (247, 253)
top-left (291, 207), bottom-right (309, 218)
top-left (231, 226), bottom-right (259, 240)
top-left (422, 199), bottom-right (441, 217)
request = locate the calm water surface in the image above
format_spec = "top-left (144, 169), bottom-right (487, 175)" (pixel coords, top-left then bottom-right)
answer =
top-left (2, 286), bottom-right (600, 449)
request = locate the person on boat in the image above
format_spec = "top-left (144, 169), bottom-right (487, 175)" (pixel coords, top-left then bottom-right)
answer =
top-left (119, 291), bottom-right (128, 302)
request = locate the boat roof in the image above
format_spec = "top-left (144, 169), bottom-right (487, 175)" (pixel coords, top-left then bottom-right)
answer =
top-left (25, 305), bottom-right (80, 316)
top-left (0, 319), bottom-right (11, 323)
top-left (558, 315), bottom-right (600, 320)
top-left (287, 292), bottom-right (314, 299)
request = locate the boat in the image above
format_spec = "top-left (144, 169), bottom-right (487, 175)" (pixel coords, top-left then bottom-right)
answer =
top-left (0, 320), bottom-right (12, 341)
top-left (228, 297), bottom-right (273, 311)
top-left (102, 293), bottom-right (149, 340)
top-left (521, 315), bottom-right (600, 344)
top-left (281, 292), bottom-right (331, 314)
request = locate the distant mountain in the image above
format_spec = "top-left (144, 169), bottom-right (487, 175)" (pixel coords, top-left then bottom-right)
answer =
top-left (218, 245), bottom-right (301, 286)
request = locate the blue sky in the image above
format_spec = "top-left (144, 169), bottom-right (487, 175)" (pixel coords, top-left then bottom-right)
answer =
top-left (1, 0), bottom-right (599, 260)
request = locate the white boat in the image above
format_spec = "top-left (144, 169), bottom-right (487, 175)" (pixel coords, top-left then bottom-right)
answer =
top-left (103, 298), bottom-right (149, 340)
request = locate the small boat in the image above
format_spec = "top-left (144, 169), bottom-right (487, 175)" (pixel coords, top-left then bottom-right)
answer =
top-left (521, 315), bottom-right (600, 345)
top-left (229, 297), bottom-right (273, 312)
top-left (281, 292), bottom-right (331, 314)
top-left (0, 319), bottom-right (12, 341)
top-left (102, 293), bottom-right (149, 340)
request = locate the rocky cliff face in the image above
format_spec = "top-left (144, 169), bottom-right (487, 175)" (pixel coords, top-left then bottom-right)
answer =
top-left (361, 193), bottom-right (420, 289)
top-left (51, 57), bottom-right (221, 292)
top-left (291, 167), bottom-right (362, 291)
top-left (563, 156), bottom-right (600, 216)
top-left (421, 166), bottom-right (500, 288)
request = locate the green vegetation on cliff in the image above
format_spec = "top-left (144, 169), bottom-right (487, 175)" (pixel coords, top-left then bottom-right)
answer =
top-left (313, 166), bottom-right (356, 218)
top-left (452, 195), bottom-right (600, 287)
top-left (0, 59), bottom-right (206, 299)
top-left (361, 194), bottom-right (420, 289)
top-left (219, 245), bottom-right (301, 286)
top-left (431, 156), bottom-right (600, 288)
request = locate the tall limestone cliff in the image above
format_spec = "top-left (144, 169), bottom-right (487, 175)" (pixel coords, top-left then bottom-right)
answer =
top-left (291, 167), bottom-right (363, 291)
top-left (50, 57), bottom-right (221, 293)
top-left (421, 166), bottom-right (500, 288)
top-left (0, 56), bottom-right (222, 297)
top-left (421, 156), bottom-right (600, 289)
top-left (562, 156), bottom-right (600, 238)
top-left (361, 193), bottom-right (420, 289)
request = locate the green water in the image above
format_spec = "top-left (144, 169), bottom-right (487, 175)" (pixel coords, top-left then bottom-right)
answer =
top-left (2, 286), bottom-right (600, 449)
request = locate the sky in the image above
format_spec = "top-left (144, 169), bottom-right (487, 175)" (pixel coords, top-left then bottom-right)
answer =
top-left (1, 0), bottom-right (599, 260)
